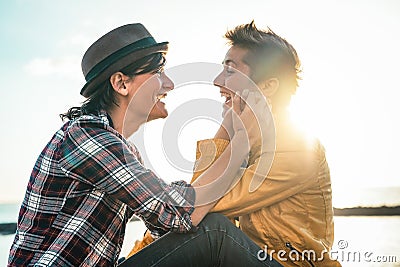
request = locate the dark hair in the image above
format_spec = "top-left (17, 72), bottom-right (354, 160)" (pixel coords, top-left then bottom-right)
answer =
top-left (225, 21), bottom-right (301, 96)
top-left (60, 52), bottom-right (166, 121)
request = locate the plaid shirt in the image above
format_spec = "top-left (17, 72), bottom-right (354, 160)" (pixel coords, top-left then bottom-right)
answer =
top-left (8, 112), bottom-right (195, 267)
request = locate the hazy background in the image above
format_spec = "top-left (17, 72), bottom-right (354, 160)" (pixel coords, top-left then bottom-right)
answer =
top-left (0, 0), bottom-right (399, 208)
top-left (1, 1), bottom-right (400, 266)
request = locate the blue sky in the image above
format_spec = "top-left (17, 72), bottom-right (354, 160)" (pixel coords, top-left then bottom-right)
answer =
top-left (0, 0), bottom-right (399, 204)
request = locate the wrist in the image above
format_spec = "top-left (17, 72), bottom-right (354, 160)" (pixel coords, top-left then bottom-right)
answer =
top-left (214, 125), bottom-right (231, 140)
top-left (231, 130), bottom-right (250, 153)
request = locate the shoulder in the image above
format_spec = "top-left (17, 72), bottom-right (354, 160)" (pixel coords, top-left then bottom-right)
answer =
top-left (65, 114), bottom-right (118, 138)
top-left (60, 114), bottom-right (130, 154)
top-left (68, 114), bottom-right (110, 131)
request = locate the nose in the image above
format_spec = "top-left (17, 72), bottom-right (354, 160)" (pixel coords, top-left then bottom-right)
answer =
top-left (213, 70), bottom-right (225, 88)
top-left (161, 72), bottom-right (174, 91)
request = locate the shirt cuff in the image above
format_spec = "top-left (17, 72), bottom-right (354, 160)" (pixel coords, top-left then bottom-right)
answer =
top-left (170, 180), bottom-right (196, 233)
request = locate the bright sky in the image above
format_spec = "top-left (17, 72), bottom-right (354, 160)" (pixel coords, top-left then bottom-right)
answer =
top-left (0, 0), bottom-right (399, 205)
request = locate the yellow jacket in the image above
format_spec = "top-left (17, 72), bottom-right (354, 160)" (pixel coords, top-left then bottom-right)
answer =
top-left (191, 116), bottom-right (340, 266)
top-left (129, 115), bottom-right (341, 266)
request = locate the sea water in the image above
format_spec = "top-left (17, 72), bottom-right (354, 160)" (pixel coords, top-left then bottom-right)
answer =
top-left (2, 200), bottom-right (400, 266)
top-left (2, 215), bottom-right (399, 266)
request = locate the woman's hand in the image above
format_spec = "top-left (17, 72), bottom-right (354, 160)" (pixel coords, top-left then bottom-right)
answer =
top-left (214, 89), bottom-right (246, 141)
top-left (214, 107), bottom-right (234, 140)
top-left (232, 89), bottom-right (273, 150)
top-left (215, 87), bottom-right (273, 153)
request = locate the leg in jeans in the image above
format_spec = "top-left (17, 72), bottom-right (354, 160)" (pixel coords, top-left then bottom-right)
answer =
top-left (118, 213), bottom-right (281, 267)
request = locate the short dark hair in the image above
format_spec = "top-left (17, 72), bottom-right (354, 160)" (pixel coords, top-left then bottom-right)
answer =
top-left (225, 21), bottom-right (301, 95)
top-left (60, 52), bottom-right (165, 121)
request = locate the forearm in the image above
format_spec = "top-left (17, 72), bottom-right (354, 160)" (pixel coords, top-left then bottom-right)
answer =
top-left (190, 131), bottom-right (249, 226)
top-left (214, 124), bottom-right (231, 141)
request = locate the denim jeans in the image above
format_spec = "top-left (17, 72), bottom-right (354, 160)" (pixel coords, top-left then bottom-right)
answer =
top-left (118, 213), bottom-right (282, 267)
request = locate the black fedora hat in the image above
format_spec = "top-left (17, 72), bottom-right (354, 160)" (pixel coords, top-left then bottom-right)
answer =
top-left (80, 23), bottom-right (168, 97)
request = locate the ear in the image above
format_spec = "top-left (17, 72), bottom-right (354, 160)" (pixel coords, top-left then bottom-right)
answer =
top-left (110, 72), bottom-right (129, 96)
top-left (259, 78), bottom-right (279, 98)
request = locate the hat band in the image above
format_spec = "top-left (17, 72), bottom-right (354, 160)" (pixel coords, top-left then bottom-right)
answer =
top-left (85, 36), bottom-right (158, 82)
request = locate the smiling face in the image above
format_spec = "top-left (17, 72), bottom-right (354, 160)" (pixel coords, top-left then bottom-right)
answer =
top-left (213, 46), bottom-right (254, 111)
top-left (122, 69), bottom-right (174, 130)
top-left (146, 71), bottom-right (174, 121)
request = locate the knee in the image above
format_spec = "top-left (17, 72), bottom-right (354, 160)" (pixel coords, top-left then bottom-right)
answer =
top-left (199, 213), bottom-right (233, 231)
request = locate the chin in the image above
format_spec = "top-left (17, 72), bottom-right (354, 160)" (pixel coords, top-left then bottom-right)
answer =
top-left (146, 112), bottom-right (168, 122)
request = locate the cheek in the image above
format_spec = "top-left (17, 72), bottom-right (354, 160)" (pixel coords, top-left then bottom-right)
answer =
top-left (224, 76), bottom-right (236, 91)
top-left (225, 75), bottom-right (250, 92)
top-left (139, 76), bottom-right (162, 100)
top-left (148, 76), bottom-right (162, 96)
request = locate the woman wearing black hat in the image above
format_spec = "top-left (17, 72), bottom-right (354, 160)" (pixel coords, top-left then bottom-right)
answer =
top-left (8, 23), bottom-right (281, 267)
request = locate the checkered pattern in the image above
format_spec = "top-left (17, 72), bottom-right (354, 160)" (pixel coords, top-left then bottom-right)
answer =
top-left (8, 112), bottom-right (195, 267)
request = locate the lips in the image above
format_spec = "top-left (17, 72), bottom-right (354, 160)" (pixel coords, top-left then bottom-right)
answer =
top-left (145, 93), bottom-right (168, 121)
top-left (220, 91), bottom-right (232, 105)
top-left (156, 93), bottom-right (167, 101)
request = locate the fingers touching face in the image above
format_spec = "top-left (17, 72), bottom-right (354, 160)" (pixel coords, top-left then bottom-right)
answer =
top-left (214, 46), bottom-right (256, 109)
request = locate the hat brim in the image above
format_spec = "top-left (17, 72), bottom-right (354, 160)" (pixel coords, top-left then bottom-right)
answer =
top-left (80, 42), bottom-right (168, 97)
